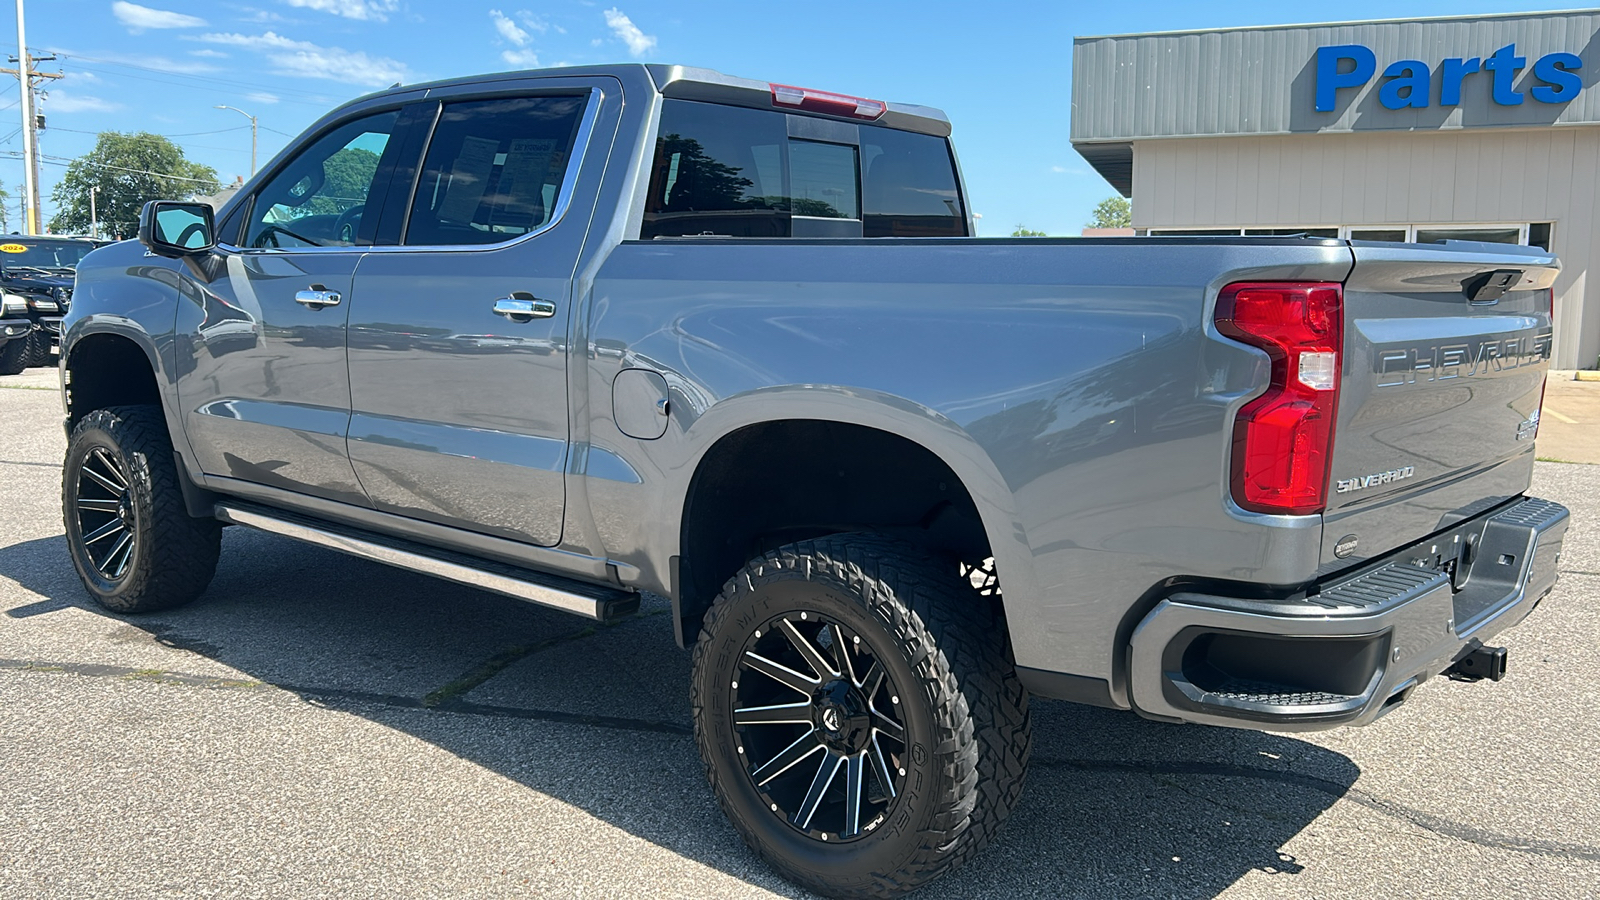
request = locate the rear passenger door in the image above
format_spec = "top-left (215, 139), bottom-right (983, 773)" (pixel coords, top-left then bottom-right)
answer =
top-left (345, 84), bottom-right (610, 546)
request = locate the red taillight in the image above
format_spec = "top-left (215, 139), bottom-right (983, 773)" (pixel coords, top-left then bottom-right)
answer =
top-left (769, 83), bottom-right (887, 120)
top-left (1216, 282), bottom-right (1344, 515)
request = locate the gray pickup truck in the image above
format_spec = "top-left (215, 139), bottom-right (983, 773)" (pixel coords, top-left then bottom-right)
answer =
top-left (59, 64), bottom-right (1569, 897)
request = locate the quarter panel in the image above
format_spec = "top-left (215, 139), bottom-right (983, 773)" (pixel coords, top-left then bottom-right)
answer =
top-left (583, 238), bottom-right (1353, 685)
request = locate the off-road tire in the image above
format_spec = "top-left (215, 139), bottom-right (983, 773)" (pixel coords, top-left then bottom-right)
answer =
top-left (691, 535), bottom-right (1031, 898)
top-left (62, 405), bottom-right (221, 613)
top-left (0, 335), bottom-right (27, 375)
top-left (23, 331), bottom-right (55, 368)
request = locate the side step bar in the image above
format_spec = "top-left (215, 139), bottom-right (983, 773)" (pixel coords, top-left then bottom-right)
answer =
top-left (214, 502), bottom-right (639, 622)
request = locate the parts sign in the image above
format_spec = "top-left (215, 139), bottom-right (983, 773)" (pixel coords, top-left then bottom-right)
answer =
top-left (1316, 43), bottom-right (1583, 111)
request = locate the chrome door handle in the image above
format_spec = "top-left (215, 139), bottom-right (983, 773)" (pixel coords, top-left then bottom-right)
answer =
top-left (295, 286), bottom-right (341, 308)
top-left (493, 294), bottom-right (557, 322)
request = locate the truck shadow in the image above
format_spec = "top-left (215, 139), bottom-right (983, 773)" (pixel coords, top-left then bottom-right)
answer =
top-left (1, 528), bottom-right (1356, 898)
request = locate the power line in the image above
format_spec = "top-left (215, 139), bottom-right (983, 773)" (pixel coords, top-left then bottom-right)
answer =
top-left (54, 53), bottom-right (346, 107)
top-left (41, 125), bottom-right (255, 152)
top-left (0, 150), bottom-right (220, 185)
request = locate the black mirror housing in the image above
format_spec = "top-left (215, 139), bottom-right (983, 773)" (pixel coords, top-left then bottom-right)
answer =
top-left (139, 200), bottom-right (216, 258)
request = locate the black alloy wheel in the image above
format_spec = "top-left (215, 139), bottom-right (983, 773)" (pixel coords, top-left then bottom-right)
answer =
top-left (63, 405), bottom-right (221, 613)
top-left (72, 445), bottom-right (139, 581)
top-left (692, 535), bottom-right (1031, 899)
top-left (732, 611), bottom-right (907, 842)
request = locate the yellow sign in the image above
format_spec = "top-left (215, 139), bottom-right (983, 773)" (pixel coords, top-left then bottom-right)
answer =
top-left (0, 243), bottom-right (28, 254)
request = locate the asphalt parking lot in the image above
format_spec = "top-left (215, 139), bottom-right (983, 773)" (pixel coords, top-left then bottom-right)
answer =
top-left (2, 364), bottom-right (1599, 899)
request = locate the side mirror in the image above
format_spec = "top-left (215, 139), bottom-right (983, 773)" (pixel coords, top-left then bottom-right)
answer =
top-left (139, 201), bottom-right (216, 258)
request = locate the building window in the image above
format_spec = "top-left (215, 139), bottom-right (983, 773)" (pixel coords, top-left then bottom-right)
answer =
top-left (1348, 228), bottom-right (1407, 242)
top-left (1414, 225), bottom-right (1523, 245)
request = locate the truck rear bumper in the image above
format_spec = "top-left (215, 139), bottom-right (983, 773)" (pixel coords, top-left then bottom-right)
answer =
top-left (1128, 496), bottom-right (1569, 732)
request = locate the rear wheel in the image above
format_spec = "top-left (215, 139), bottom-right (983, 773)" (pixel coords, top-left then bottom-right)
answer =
top-left (691, 535), bottom-right (1030, 898)
top-left (62, 405), bottom-right (221, 613)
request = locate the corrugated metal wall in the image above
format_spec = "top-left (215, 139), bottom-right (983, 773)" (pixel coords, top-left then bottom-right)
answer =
top-left (1132, 127), bottom-right (1600, 368)
top-left (1072, 11), bottom-right (1600, 141)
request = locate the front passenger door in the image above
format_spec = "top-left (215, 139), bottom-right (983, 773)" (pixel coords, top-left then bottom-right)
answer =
top-left (177, 109), bottom-right (407, 505)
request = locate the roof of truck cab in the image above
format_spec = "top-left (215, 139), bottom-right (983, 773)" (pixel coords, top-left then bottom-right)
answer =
top-left (344, 63), bottom-right (953, 138)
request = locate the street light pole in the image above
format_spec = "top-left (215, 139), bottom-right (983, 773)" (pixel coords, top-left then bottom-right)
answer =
top-left (89, 185), bottom-right (97, 240)
top-left (214, 105), bottom-right (257, 175)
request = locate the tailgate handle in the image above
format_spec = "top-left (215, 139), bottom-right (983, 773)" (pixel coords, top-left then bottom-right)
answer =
top-left (1463, 269), bottom-right (1523, 305)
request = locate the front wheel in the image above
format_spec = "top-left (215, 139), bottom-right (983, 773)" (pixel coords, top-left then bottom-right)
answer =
top-left (0, 335), bottom-right (27, 375)
top-left (62, 405), bottom-right (221, 613)
top-left (24, 331), bottom-right (56, 368)
top-left (691, 535), bottom-right (1030, 898)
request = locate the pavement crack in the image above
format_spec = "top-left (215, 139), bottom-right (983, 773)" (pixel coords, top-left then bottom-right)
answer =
top-left (0, 459), bottom-right (62, 468)
top-left (421, 625), bottom-right (601, 708)
top-left (1032, 757), bottom-right (1600, 863)
top-left (0, 654), bottom-right (691, 737)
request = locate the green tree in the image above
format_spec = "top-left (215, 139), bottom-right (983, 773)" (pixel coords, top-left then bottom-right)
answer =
top-left (1087, 195), bottom-right (1132, 229)
top-left (303, 147), bottom-right (381, 217)
top-left (0, 179), bottom-right (9, 233)
top-left (48, 132), bottom-right (219, 238)
top-left (1011, 224), bottom-right (1047, 236)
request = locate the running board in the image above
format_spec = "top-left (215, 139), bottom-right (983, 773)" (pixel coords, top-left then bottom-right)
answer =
top-left (213, 502), bottom-right (639, 622)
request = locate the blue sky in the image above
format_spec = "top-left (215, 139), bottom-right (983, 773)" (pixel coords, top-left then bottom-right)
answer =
top-left (3, 0), bottom-right (1580, 235)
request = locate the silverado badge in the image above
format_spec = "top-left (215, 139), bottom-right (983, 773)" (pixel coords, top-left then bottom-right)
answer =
top-left (1335, 466), bottom-right (1416, 494)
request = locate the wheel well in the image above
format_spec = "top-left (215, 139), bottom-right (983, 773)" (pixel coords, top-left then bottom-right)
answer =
top-left (65, 334), bottom-right (160, 428)
top-left (676, 419), bottom-right (992, 646)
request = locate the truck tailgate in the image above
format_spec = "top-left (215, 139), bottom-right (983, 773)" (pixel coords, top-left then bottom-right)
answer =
top-left (1320, 242), bottom-right (1558, 571)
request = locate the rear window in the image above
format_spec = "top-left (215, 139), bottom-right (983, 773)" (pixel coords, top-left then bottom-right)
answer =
top-left (642, 99), bottom-right (966, 239)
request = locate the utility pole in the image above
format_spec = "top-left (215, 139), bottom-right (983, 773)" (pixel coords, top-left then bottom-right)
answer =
top-left (214, 105), bottom-right (258, 175)
top-left (5, 0), bottom-right (62, 235)
top-left (89, 185), bottom-right (97, 240)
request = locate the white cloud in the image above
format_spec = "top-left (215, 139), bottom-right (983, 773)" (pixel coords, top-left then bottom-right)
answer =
top-left (112, 2), bottom-right (206, 31)
top-left (517, 11), bottom-right (560, 34)
top-left (190, 48), bottom-right (229, 58)
top-left (200, 31), bottom-right (408, 86)
top-left (43, 90), bottom-right (121, 113)
top-left (603, 8), bottom-right (655, 57)
top-left (501, 48), bottom-right (540, 67)
top-left (239, 7), bottom-right (287, 23)
top-left (246, 91), bottom-right (281, 104)
top-left (490, 9), bottom-right (530, 46)
top-left (282, 0), bottom-right (398, 21)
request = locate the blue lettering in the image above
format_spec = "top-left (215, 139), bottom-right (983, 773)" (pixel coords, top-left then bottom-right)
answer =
top-left (1531, 51), bottom-right (1583, 103)
top-left (1482, 44), bottom-right (1527, 105)
top-left (1439, 57), bottom-right (1481, 106)
top-left (1313, 43), bottom-right (1584, 111)
top-left (1379, 60), bottom-right (1431, 109)
top-left (1316, 44), bottom-right (1376, 112)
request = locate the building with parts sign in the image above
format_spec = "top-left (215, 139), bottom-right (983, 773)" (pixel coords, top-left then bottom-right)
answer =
top-left (1070, 9), bottom-right (1600, 369)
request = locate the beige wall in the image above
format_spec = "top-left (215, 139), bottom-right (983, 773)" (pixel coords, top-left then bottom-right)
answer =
top-left (1131, 127), bottom-right (1600, 369)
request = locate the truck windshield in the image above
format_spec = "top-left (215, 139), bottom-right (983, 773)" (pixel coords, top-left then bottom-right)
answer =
top-left (0, 239), bottom-right (93, 271)
top-left (643, 99), bottom-right (966, 239)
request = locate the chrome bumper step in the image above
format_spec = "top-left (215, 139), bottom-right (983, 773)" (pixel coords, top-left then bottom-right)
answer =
top-left (214, 502), bottom-right (639, 621)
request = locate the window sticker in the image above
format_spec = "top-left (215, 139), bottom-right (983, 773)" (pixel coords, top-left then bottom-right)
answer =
top-left (496, 137), bottom-right (559, 220)
top-left (437, 135), bottom-right (500, 224)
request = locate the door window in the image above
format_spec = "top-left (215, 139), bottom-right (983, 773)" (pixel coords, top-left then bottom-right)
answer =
top-left (402, 95), bottom-right (588, 246)
top-left (243, 110), bottom-right (398, 249)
